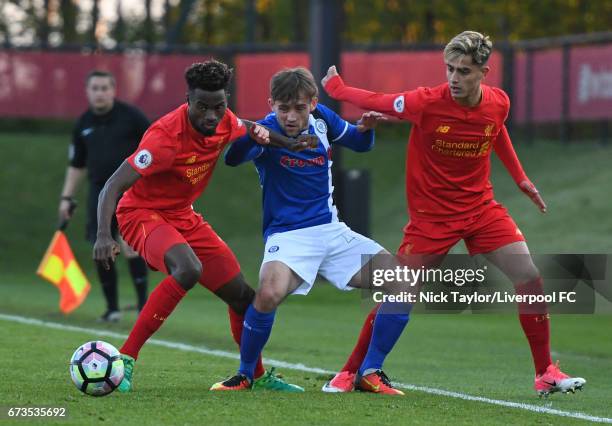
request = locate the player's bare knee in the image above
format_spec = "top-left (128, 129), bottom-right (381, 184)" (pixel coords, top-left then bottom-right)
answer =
top-left (172, 259), bottom-right (202, 290)
top-left (164, 244), bottom-right (202, 290)
top-left (254, 285), bottom-right (283, 312)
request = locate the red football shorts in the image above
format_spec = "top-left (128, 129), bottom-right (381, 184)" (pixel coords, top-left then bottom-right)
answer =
top-left (398, 201), bottom-right (526, 256)
top-left (116, 207), bottom-right (240, 292)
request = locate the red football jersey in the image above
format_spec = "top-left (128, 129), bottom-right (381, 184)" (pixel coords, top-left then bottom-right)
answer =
top-left (118, 104), bottom-right (246, 212)
top-left (325, 77), bottom-right (511, 221)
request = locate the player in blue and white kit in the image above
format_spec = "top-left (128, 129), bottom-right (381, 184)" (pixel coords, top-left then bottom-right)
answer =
top-left (210, 67), bottom-right (411, 395)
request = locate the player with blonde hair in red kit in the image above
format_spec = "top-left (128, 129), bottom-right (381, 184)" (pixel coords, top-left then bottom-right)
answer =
top-left (321, 31), bottom-right (586, 397)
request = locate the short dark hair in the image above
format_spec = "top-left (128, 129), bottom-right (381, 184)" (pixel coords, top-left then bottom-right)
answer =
top-left (270, 67), bottom-right (318, 103)
top-left (86, 70), bottom-right (115, 86)
top-left (185, 60), bottom-right (233, 92)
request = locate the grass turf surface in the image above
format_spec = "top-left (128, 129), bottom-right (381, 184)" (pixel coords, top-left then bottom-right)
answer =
top-left (1, 131), bottom-right (611, 424)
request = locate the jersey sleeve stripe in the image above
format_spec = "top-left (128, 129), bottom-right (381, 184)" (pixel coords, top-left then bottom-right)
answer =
top-left (331, 121), bottom-right (349, 142)
top-left (254, 146), bottom-right (265, 159)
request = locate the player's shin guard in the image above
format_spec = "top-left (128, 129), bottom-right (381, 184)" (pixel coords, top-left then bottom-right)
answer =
top-left (341, 305), bottom-right (378, 374)
top-left (238, 304), bottom-right (275, 381)
top-left (228, 307), bottom-right (266, 379)
top-left (515, 277), bottom-right (552, 376)
top-left (358, 303), bottom-right (411, 375)
top-left (120, 275), bottom-right (186, 359)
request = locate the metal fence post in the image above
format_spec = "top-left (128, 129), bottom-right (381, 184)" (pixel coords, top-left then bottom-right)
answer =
top-left (560, 43), bottom-right (571, 144)
top-left (310, 0), bottom-right (343, 210)
top-left (525, 48), bottom-right (534, 145)
top-left (601, 120), bottom-right (610, 146)
top-left (501, 42), bottom-right (515, 134)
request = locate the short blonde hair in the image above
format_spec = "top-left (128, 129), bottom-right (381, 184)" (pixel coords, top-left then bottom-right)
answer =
top-left (444, 31), bottom-right (493, 66)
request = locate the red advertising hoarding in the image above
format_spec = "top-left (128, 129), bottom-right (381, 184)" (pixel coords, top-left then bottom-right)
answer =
top-left (0, 47), bottom-right (608, 123)
top-left (513, 44), bottom-right (612, 123)
top-left (570, 44), bottom-right (612, 120)
top-left (0, 50), bottom-right (209, 120)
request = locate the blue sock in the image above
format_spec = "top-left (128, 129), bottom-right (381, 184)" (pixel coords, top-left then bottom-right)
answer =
top-left (358, 302), bottom-right (412, 375)
top-left (238, 304), bottom-right (276, 381)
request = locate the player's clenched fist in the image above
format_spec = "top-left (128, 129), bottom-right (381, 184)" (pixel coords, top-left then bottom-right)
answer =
top-left (249, 123), bottom-right (271, 145)
top-left (321, 65), bottom-right (339, 87)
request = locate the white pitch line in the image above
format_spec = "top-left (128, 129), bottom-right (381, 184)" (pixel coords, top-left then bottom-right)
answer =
top-left (1, 312), bottom-right (609, 424)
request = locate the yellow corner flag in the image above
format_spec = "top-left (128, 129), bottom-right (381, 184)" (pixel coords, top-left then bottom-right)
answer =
top-left (37, 231), bottom-right (91, 314)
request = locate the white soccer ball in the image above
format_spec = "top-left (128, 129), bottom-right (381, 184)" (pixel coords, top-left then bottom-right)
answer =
top-left (69, 341), bottom-right (124, 396)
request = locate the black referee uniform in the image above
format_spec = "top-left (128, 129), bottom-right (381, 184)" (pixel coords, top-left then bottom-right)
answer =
top-left (69, 100), bottom-right (150, 316)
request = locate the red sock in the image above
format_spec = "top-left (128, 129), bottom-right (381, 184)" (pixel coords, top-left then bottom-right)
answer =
top-left (121, 276), bottom-right (186, 359)
top-left (341, 305), bottom-right (378, 374)
top-left (228, 307), bottom-right (266, 379)
top-left (515, 277), bottom-right (552, 376)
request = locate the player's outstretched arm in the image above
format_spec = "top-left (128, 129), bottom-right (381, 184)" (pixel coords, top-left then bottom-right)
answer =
top-left (493, 126), bottom-right (547, 213)
top-left (321, 65), bottom-right (407, 119)
top-left (242, 119), bottom-right (316, 151)
top-left (329, 109), bottom-right (386, 153)
top-left (225, 131), bottom-right (318, 168)
top-left (93, 161), bottom-right (141, 269)
top-left (225, 134), bottom-right (264, 166)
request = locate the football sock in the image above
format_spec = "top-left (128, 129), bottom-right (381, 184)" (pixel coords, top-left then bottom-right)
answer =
top-left (358, 303), bottom-right (411, 376)
top-left (228, 307), bottom-right (266, 379)
top-left (96, 261), bottom-right (119, 312)
top-left (120, 275), bottom-right (186, 360)
top-left (127, 256), bottom-right (149, 311)
top-left (341, 305), bottom-right (377, 373)
top-left (515, 277), bottom-right (552, 376)
top-left (238, 304), bottom-right (276, 381)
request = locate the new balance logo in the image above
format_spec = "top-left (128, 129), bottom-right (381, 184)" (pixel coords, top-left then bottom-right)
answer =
top-left (436, 125), bottom-right (451, 133)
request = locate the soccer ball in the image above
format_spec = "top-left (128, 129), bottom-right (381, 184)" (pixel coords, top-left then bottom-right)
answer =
top-left (69, 341), bottom-right (124, 396)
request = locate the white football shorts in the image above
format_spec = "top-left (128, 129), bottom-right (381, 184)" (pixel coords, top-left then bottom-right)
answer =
top-left (261, 222), bottom-right (384, 295)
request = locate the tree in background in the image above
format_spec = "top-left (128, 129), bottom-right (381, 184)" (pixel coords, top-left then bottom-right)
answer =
top-left (60, 0), bottom-right (78, 44)
top-left (343, 0), bottom-right (612, 43)
top-left (0, 0), bottom-right (610, 48)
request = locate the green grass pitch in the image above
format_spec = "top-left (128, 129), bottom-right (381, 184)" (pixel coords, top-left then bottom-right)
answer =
top-left (1, 130), bottom-right (611, 424)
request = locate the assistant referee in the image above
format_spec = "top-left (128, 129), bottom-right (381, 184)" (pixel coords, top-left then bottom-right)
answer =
top-left (58, 70), bottom-right (149, 322)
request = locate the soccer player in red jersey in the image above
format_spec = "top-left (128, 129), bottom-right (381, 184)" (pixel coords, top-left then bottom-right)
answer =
top-left (93, 60), bottom-right (304, 392)
top-left (320, 31), bottom-right (586, 397)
